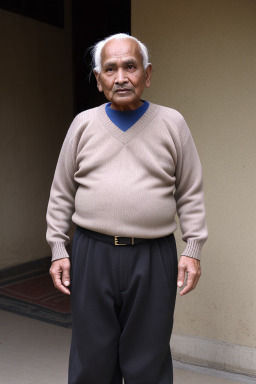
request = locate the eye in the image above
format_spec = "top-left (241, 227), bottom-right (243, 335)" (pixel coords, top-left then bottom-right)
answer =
top-left (107, 67), bottom-right (113, 72)
top-left (128, 64), bottom-right (135, 70)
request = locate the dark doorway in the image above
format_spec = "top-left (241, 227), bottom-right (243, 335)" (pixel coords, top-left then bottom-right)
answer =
top-left (72, 0), bottom-right (131, 115)
top-left (0, 0), bottom-right (64, 27)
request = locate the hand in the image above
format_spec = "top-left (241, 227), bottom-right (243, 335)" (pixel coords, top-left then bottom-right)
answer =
top-left (49, 258), bottom-right (71, 295)
top-left (177, 255), bottom-right (201, 296)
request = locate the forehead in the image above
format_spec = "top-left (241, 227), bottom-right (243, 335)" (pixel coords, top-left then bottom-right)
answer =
top-left (101, 38), bottom-right (143, 65)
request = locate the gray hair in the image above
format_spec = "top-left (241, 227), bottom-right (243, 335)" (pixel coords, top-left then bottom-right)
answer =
top-left (92, 33), bottom-right (150, 74)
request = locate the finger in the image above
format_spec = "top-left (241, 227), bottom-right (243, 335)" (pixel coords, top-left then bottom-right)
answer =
top-left (180, 265), bottom-right (199, 295)
top-left (193, 266), bottom-right (202, 289)
top-left (55, 276), bottom-right (70, 295)
top-left (61, 262), bottom-right (71, 288)
top-left (177, 262), bottom-right (186, 288)
top-left (180, 265), bottom-right (201, 295)
top-left (180, 272), bottom-right (195, 295)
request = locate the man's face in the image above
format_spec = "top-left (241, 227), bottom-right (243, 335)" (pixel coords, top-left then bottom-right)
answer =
top-left (94, 38), bottom-right (152, 111)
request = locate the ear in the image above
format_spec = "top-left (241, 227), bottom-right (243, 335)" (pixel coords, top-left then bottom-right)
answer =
top-left (94, 70), bottom-right (103, 92)
top-left (145, 64), bottom-right (152, 88)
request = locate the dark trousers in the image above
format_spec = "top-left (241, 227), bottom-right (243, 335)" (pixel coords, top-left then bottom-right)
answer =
top-left (68, 226), bottom-right (178, 384)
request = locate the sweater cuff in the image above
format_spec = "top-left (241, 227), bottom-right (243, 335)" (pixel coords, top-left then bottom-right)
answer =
top-left (181, 239), bottom-right (204, 260)
top-left (51, 242), bottom-right (70, 262)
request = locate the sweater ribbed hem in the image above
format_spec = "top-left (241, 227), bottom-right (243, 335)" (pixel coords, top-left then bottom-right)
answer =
top-left (181, 239), bottom-right (204, 260)
top-left (51, 242), bottom-right (70, 262)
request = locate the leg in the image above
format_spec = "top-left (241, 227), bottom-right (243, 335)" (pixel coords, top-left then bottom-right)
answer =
top-left (68, 227), bottom-right (122, 384)
top-left (119, 235), bottom-right (178, 384)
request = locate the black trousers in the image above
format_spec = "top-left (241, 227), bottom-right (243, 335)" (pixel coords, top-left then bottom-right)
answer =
top-left (69, 226), bottom-right (178, 384)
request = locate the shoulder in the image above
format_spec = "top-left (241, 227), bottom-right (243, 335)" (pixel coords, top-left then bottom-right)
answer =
top-left (74, 104), bottom-right (102, 122)
top-left (66, 105), bottom-right (102, 141)
top-left (153, 103), bottom-right (187, 127)
top-left (151, 103), bottom-right (191, 144)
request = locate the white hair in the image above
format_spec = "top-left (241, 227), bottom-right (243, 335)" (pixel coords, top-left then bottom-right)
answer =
top-left (92, 33), bottom-right (150, 74)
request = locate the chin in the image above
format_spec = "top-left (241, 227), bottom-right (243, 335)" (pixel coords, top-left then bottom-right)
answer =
top-left (113, 95), bottom-right (133, 102)
top-left (112, 96), bottom-right (139, 106)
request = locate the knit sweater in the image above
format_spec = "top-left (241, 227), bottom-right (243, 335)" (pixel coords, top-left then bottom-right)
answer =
top-left (46, 102), bottom-right (208, 261)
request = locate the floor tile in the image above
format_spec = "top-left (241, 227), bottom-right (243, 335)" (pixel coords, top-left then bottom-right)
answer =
top-left (1, 309), bottom-right (254, 384)
top-left (0, 310), bottom-right (71, 383)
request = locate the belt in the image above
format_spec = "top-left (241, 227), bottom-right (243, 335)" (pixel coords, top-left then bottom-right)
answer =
top-left (77, 226), bottom-right (163, 246)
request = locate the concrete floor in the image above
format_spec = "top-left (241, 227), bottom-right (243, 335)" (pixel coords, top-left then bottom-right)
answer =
top-left (0, 310), bottom-right (254, 384)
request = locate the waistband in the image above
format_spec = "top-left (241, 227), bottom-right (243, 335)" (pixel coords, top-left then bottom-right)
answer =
top-left (76, 226), bottom-right (173, 246)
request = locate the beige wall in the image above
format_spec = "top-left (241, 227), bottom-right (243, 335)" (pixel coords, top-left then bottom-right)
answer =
top-left (0, 1), bottom-right (73, 269)
top-left (132, 0), bottom-right (256, 361)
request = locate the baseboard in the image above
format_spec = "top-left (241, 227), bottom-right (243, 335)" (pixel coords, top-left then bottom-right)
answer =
top-left (171, 334), bottom-right (256, 378)
top-left (173, 360), bottom-right (256, 384)
top-left (0, 256), bottom-right (51, 280)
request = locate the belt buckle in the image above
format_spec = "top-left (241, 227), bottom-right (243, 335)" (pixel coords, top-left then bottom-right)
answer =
top-left (114, 236), bottom-right (134, 246)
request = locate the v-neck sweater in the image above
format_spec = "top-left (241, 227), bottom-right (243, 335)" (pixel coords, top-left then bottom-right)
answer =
top-left (46, 103), bottom-right (208, 261)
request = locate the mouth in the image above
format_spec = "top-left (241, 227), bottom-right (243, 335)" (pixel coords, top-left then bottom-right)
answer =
top-left (114, 89), bottom-right (132, 94)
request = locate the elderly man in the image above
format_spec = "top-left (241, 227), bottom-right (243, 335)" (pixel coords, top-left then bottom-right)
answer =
top-left (46, 33), bottom-right (207, 384)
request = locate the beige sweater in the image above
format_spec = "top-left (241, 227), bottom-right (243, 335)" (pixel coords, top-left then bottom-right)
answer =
top-left (46, 103), bottom-right (208, 261)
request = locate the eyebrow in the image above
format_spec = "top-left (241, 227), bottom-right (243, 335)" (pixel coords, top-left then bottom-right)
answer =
top-left (103, 58), bottom-right (138, 68)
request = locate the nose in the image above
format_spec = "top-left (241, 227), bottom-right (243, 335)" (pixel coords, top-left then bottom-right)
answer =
top-left (115, 68), bottom-right (128, 85)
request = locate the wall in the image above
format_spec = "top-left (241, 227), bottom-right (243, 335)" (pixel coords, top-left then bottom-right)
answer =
top-left (132, 0), bottom-right (256, 375)
top-left (0, 0), bottom-right (73, 269)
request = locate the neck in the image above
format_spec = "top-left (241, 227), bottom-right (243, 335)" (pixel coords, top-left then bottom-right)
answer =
top-left (110, 100), bottom-right (144, 111)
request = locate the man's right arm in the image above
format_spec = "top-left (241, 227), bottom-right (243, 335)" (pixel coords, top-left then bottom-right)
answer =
top-left (46, 125), bottom-right (77, 262)
top-left (46, 124), bottom-right (78, 294)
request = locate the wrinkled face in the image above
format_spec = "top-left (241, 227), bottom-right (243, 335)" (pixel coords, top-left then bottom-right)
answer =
top-left (94, 38), bottom-right (152, 111)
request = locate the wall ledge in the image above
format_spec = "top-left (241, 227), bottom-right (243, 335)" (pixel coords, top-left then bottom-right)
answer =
top-left (171, 333), bottom-right (256, 378)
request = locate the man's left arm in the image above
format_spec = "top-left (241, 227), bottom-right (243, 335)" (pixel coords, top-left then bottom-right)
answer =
top-left (174, 115), bottom-right (208, 295)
